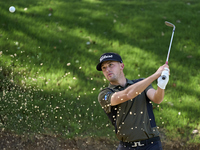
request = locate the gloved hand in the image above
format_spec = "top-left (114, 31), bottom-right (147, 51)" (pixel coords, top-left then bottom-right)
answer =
top-left (157, 68), bottom-right (169, 89)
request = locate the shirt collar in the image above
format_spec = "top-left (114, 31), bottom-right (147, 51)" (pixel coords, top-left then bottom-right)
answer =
top-left (126, 79), bottom-right (134, 85)
top-left (108, 78), bottom-right (134, 89)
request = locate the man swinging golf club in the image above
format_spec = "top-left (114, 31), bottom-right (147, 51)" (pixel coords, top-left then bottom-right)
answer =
top-left (96, 52), bottom-right (170, 150)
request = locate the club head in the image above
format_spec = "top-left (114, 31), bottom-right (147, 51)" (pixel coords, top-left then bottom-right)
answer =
top-left (165, 21), bottom-right (175, 30)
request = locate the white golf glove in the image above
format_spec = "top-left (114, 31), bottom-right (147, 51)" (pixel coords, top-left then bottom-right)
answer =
top-left (157, 68), bottom-right (169, 89)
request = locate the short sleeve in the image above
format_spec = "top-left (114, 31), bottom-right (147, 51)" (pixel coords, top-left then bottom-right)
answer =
top-left (145, 84), bottom-right (153, 93)
top-left (145, 83), bottom-right (154, 93)
top-left (133, 78), bottom-right (154, 94)
top-left (98, 88), bottom-right (115, 114)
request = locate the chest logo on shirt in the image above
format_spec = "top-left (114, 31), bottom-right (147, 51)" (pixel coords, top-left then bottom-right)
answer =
top-left (104, 92), bottom-right (112, 100)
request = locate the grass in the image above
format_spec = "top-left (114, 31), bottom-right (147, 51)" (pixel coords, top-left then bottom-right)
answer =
top-left (0, 0), bottom-right (200, 146)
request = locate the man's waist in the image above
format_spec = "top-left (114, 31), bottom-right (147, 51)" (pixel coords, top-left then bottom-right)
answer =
top-left (120, 136), bottom-right (160, 148)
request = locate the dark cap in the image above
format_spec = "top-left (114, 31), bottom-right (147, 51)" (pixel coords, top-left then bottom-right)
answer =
top-left (96, 52), bottom-right (123, 71)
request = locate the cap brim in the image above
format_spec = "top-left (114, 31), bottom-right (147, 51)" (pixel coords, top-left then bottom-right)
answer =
top-left (96, 59), bottom-right (113, 71)
top-left (96, 62), bottom-right (103, 71)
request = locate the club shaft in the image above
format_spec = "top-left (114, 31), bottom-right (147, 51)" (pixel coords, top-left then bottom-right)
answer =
top-left (162, 22), bottom-right (175, 80)
top-left (166, 28), bottom-right (175, 64)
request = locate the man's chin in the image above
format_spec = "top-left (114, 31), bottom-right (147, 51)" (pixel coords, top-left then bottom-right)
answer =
top-left (107, 77), bottom-right (116, 82)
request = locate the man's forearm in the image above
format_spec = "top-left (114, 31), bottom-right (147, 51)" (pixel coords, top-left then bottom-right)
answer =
top-left (152, 87), bottom-right (164, 104)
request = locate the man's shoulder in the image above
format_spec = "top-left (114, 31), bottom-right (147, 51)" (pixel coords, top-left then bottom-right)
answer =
top-left (98, 87), bottom-right (115, 97)
top-left (98, 87), bottom-right (115, 113)
top-left (125, 78), bottom-right (145, 85)
top-left (131, 78), bottom-right (145, 83)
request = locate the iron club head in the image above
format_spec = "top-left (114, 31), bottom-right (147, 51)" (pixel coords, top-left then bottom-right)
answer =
top-left (165, 21), bottom-right (175, 30)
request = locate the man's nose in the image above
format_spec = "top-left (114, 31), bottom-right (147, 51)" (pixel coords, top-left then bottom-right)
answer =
top-left (105, 67), bottom-right (110, 72)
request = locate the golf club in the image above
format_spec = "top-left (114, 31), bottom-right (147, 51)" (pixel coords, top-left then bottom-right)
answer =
top-left (162, 21), bottom-right (175, 80)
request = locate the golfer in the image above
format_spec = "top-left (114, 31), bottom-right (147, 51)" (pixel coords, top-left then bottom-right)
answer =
top-left (97, 52), bottom-right (170, 150)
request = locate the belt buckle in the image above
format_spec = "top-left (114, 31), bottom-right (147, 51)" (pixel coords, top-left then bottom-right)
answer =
top-left (131, 141), bottom-right (145, 147)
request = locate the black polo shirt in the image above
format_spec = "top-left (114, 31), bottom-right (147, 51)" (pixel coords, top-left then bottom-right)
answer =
top-left (98, 78), bottom-right (160, 142)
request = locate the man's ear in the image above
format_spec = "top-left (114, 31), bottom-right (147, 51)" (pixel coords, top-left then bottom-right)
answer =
top-left (120, 63), bottom-right (124, 70)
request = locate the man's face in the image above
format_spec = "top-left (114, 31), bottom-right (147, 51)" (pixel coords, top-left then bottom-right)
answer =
top-left (101, 61), bottom-right (124, 82)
